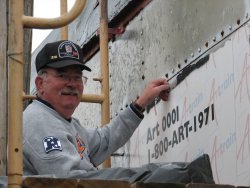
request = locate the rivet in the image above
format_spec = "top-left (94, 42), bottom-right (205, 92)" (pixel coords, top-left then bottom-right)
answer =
top-left (171, 69), bottom-right (175, 73)
top-left (198, 48), bottom-right (201, 53)
top-left (221, 30), bottom-right (224, 37)
top-left (191, 53), bottom-right (194, 57)
top-left (237, 19), bottom-right (240, 25)
top-left (229, 25), bottom-right (232, 30)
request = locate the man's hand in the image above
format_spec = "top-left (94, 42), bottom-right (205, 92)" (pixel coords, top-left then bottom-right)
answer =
top-left (135, 78), bottom-right (170, 109)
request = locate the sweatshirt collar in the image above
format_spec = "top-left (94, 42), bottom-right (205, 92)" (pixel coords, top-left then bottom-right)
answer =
top-left (36, 97), bottom-right (72, 122)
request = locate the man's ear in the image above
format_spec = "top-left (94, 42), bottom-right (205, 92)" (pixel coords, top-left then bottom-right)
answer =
top-left (35, 76), bottom-right (44, 93)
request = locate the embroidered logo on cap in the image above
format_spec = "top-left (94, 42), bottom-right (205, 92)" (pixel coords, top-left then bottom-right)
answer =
top-left (58, 41), bottom-right (79, 60)
top-left (43, 136), bottom-right (62, 153)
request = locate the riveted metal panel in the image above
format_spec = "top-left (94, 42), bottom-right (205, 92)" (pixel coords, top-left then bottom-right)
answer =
top-left (108, 0), bottom-right (250, 117)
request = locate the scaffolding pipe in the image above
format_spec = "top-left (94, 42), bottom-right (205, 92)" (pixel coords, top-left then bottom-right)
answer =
top-left (22, 0), bottom-right (87, 29)
top-left (99, 0), bottom-right (111, 168)
top-left (60, 0), bottom-right (68, 40)
top-left (8, 0), bottom-right (24, 187)
top-left (23, 94), bottom-right (105, 104)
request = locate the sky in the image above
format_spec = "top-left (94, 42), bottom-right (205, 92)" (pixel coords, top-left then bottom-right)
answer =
top-left (32, 0), bottom-right (75, 52)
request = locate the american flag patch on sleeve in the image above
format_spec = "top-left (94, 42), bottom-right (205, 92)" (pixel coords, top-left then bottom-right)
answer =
top-left (43, 136), bottom-right (62, 153)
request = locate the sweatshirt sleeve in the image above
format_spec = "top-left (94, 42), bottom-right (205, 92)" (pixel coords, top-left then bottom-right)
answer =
top-left (86, 106), bottom-right (143, 166)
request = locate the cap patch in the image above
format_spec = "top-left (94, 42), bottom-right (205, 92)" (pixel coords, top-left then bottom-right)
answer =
top-left (43, 136), bottom-right (62, 153)
top-left (35, 40), bottom-right (91, 72)
top-left (58, 41), bottom-right (79, 60)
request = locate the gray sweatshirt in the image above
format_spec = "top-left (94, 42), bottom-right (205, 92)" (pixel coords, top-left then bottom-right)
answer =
top-left (23, 100), bottom-right (142, 177)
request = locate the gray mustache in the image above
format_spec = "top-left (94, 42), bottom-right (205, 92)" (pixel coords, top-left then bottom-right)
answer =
top-left (60, 88), bottom-right (81, 96)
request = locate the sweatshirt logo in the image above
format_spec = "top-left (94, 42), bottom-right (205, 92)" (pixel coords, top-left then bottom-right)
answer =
top-left (76, 134), bottom-right (86, 160)
top-left (43, 136), bottom-right (62, 153)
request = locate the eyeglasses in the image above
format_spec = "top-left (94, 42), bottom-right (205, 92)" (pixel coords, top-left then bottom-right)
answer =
top-left (56, 73), bottom-right (88, 84)
top-left (42, 71), bottom-right (88, 84)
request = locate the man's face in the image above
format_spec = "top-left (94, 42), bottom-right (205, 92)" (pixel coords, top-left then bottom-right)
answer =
top-left (36, 66), bottom-right (84, 119)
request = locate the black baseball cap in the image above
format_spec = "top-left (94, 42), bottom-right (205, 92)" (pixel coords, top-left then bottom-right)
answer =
top-left (35, 40), bottom-right (91, 72)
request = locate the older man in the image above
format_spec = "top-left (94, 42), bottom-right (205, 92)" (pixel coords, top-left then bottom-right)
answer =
top-left (23, 40), bottom-right (170, 177)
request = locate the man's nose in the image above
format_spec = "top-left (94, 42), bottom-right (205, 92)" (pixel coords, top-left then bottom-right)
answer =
top-left (65, 77), bottom-right (78, 85)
